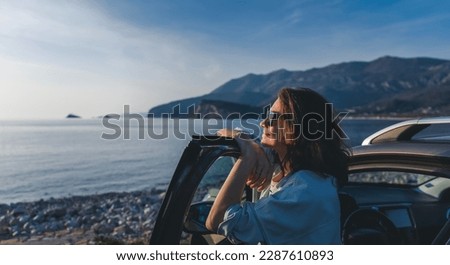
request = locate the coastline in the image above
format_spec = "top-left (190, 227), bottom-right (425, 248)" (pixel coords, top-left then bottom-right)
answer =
top-left (343, 115), bottom-right (414, 120)
top-left (0, 188), bottom-right (165, 245)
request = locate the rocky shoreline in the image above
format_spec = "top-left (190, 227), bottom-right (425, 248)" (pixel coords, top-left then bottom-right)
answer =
top-left (0, 188), bottom-right (166, 244)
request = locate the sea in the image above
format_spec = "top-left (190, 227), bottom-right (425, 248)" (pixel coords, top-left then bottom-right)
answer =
top-left (0, 118), bottom-right (402, 204)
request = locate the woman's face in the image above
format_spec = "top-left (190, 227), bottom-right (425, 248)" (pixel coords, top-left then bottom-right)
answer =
top-left (260, 98), bottom-right (288, 155)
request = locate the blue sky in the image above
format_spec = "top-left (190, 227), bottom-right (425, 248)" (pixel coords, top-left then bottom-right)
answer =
top-left (1, 0), bottom-right (450, 119)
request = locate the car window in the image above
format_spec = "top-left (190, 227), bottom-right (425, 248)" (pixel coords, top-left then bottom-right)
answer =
top-left (349, 171), bottom-right (435, 186)
top-left (181, 156), bottom-right (236, 244)
top-left (411, 123), bottom-right (450, 141)
top-left (191, 156), bottom-right (236, 203)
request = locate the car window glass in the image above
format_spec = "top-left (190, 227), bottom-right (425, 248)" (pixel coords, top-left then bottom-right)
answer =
top-left (349, 171), bottom-right (434, 186)
top-left (412, 123), bottom-right (450, 141)
top-left (191, 156), bottom-right (236, 203)
top-left (181, 156), bottom-right (236, 244)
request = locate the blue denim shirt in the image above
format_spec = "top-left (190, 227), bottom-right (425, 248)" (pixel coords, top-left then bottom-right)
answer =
top-left (217, 170), bottom-right (341, 244)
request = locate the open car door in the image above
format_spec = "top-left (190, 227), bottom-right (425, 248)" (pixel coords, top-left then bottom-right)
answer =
top-left (149, 135), bottom-right (251, 244)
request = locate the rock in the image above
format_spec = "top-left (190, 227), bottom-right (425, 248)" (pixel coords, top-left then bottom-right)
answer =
top-left (142, 220), bottom-right (153, 229)
top-left (46, 221), bottom-right (64, 232)
top-left (0, 215), bottom-right (8, 226)
top-left (32, 213), bottom-right (45, 223)
top-left (9, 205), bottom-right (28, 217)
top-left (92, 223), bottom-right (114, 235)
top-left (18, 215), bottom-right (30, 224)
top-left (12, 230), bottom-right (20, 237)
top-left (9, 217), bottom-right (20, 226)
top-left (113, 224), bottom-right (134, 236)
top-left (143, 207), bottom-right (152, 216)
top-left (0, 225), bottom-right (11, 240)
top-left (44, 208), bottom-right (67, 219)
top-left (64, 217), bottom-right (80, 230)
top-left (23, 222), bottom-right (32, 230)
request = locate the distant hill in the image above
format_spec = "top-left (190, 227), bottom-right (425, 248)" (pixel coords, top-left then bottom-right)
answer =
top-left (193, 99), bottom-right (263, 119)
top-left (66, 113), bottom-right (81, 118)
top-left (149, 56), bottom-right (450, 117)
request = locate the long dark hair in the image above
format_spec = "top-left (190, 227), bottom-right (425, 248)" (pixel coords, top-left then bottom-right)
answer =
top-left (277, 87), bottom-right (350, 187)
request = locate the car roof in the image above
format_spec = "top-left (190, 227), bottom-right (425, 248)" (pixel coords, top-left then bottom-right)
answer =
top-left (362, 116), bottom-right (450, 145)
top-left (351, 117), bottom-right (450, 176)
top-left (353, 141), bottom-right (450, 158)
top-left (356, 116), bottom-right (450, 159)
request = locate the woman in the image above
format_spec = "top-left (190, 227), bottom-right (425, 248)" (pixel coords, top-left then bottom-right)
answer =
top-left (205, 87), bottom-right (350, 244)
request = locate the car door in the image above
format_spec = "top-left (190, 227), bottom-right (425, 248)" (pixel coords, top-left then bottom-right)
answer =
top-left (149, 135), bottom-right (250, 244)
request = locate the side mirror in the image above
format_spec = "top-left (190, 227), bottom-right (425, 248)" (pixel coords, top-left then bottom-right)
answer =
top-left (183, 201), bottom-right (214, 234)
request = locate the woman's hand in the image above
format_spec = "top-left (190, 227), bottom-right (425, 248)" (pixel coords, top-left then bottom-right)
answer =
top-left (216, 128), bottom-right (235, 138)
top-left (235, 137), bottom-right (273, 192)
top-left (217, 128), bottom-right (274, 192)
top-left (216, 128), bottom-right (273, 191)
top-left (216, 128), bottom-right (251, 139)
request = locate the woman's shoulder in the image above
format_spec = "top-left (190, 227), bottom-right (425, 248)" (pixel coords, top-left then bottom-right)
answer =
top-left (288, 169), bottom-right (329, 182)
top-left (281, 170), bottom-right (337, 191)
top-left (291, 169), bottom-right (322, 178)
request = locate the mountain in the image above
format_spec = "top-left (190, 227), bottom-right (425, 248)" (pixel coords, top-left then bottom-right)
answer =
top-left (149, 56), bottom-right (450, 117)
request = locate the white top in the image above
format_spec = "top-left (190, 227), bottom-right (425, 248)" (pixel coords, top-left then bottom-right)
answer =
top-left (217, 170), bottom-right (341, 244)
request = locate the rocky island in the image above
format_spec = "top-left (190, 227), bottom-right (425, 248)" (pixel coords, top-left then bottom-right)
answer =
top-left (66, 113), bottom-right (81, 118)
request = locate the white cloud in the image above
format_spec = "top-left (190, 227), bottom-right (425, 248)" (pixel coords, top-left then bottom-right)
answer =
top-left (285, 9), bottom-right (303, 26)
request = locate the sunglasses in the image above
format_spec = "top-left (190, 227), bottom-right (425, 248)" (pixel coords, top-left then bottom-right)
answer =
top-left (263, 112), bottom-right (293, 127)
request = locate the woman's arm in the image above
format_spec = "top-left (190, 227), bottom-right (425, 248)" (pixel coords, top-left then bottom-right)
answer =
top-left (205, 137), bottom-right (272, 232)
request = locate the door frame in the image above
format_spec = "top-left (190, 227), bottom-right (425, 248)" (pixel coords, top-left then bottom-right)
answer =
top-left (150, 135), bottom-right (240, 244)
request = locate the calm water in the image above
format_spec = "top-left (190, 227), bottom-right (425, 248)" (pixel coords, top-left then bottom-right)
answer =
top-left (0, 118), bottom-right (401, 204)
